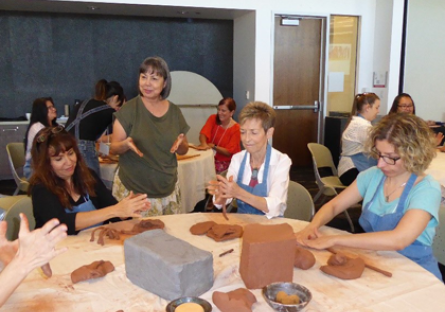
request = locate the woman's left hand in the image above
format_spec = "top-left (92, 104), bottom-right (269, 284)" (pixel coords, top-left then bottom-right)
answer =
top-left (214, 175), bottom-right (238, 199)
top-left (170, 134), bottom-right (185, 153)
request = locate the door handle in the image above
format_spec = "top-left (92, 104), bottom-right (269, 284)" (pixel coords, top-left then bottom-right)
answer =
top-left (2, 127), bottom-right (18, 131)
top-left (273, 100), bottom-right (320, 112)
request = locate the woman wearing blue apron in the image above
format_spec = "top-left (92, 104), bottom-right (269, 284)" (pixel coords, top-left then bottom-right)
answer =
top-left (296, 114), bottom-right (443, 280)
top-left (211, 101), bottom-right (292, 218)
top-left (65, 80), bottom-right (125, 176)
top-left (338, 93), bottom-right (380, 186)
top-left (28, 127), bottom-right (150, 235)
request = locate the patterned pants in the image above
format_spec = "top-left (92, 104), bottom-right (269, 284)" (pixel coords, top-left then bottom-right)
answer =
top-left (112, 167), bottom-right (182, 217)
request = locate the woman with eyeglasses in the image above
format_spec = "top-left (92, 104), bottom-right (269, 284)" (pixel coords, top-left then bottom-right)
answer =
top-left (23, 97), bottom-right (58, 179)
top-left (296, 114), bottom-right (442, 280)
top-left (337, 93), bottom-right (380, 186)
top-left (196, 97), bottom-right (241, 174)
top-left (28, 127), bottom-right (149, 235)
top-left (65, 80), bottom-right (125, 177)
top-left (208, 101), bottom-right (292, 217)
top-left (389, 93), bottom-right (445, 146)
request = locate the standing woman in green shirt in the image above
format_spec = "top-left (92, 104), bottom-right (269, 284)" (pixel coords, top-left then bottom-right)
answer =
top-left (110, 56), bottom-right (190, 216)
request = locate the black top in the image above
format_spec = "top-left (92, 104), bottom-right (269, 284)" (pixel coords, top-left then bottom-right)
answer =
top-left (32, 170), bottom-right (118, 235)
top-left (65, 99), bottom-right (114, 141)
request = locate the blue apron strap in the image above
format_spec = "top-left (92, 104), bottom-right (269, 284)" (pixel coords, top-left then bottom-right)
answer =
top-left (237, 151), bottom-right (248, 184)
top-left (262, 144), bottom-right (272, 182)
top-left (395, 173), bottom-right (417, 213)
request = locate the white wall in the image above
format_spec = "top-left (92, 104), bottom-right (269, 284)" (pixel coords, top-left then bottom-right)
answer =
top-left (57, 0), bottom-right (398, 119)
top-left (405, 0), bottom-right (445, 121)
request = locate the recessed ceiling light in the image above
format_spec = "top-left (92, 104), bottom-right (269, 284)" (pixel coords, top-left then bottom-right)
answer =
top-left (177, 11), bottom-right (188, 15)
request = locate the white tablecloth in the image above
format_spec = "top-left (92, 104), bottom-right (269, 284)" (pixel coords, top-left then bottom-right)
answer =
top-left (2, 213), bottom-right (445, 312)
top-left (100, 149), bottom-right (216, 213)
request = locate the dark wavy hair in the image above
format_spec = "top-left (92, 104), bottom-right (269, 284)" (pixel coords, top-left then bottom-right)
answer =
top-left (389, 93), bottom-right (416, 115)
top-left (215, 97), bottom-right (237, 125)
top-left (24, 97), bottom-right (58, 154)
top-left (28, 127), bottom-right (96, 209)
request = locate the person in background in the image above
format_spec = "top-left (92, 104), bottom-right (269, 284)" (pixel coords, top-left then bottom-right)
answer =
top-left (65, 80), bottom-right (125, 176)
top-left (296, 114), bottom-right (442, 280)
top-left (196, 97), bottom-right (241, 174)
top-left (23, 97), bottom-right (58, 179)
top-left (389, 92), bottom-right (444, 146)
top-left (0, 214), bottom-right (67, 308)
top-left (29, 127), bottom-right (149, 235)
top-left (110, 56), bottom-right (189, 216)
top-left (208, 101), bottom-right (292, 217)
top-left (337, 93), bottom-right (380, 186)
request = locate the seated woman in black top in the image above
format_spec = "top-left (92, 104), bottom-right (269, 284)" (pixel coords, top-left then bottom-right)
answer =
top-left (28, 126), bottom-right (149, 235)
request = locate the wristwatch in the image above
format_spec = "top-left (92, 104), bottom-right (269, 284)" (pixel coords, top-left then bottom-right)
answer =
top-left (212, 145), bottom-right (217, 150)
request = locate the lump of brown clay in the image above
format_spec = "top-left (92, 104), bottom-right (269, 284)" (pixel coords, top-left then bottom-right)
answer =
top-left (240, 223), bottom-right (295, 289)
top-left (206, 224), bottom-right (243, 242)
top-left (190, 221), bottom-right (217, 235)
top-left (320, 252), bottom-right (365, 280)
top-left (123, 219), bottom-right (165, 235)
top-left (71, 260), bottom-right (115, 284)
top-left (294, 246), bottom-right (316, 270)
top-left (212, 288), bottom-right (257, 312)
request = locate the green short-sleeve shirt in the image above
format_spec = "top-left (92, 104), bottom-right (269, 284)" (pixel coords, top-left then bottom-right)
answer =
top-left (114, 96), bottom-right (190, 197)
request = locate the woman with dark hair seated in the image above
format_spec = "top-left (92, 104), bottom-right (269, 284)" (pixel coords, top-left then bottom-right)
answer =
top-left (23, 97), bottom-right (58, 179)
top-left (197, 97), bottom-right (241, 174)
top-left (389, 92), bottom-right (444, 146)
top-left (29, 127), bottom-right (149, 235)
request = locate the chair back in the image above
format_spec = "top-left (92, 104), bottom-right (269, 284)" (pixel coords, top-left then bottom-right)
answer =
top-left (0, 195), bottom-right (34, 240)
top-left (307, 142), bottom-right (338, 175)
top-left (284, 181), bottom-right (315, 222)
top-left (433, 204), bottom-right (445, 265)
top-left (6, 143), bottom-right (29, 195)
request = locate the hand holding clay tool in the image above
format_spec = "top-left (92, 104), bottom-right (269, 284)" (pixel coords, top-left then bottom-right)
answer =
top-left (327, 248), bottom-right (392, 277)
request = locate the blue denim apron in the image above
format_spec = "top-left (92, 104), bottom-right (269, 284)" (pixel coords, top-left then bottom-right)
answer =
top-left (65, 194), bottom-right (102, 230)
top-left (359, 173), bottom-right (442, 280)
top-left (236, 144), bottom-right (271, 215)
top-left (66, 99), bottom-right (109, 176)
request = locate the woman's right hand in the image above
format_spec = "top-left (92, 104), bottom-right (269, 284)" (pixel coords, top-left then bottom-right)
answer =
top-left (195, 144), bottom-right (211, 150)
top-left (115, 191), bottom-right (150, 218)
top-left (295, 225), bottom-right (321, 247)
top-left (125, 137), bottom-right (143, 157)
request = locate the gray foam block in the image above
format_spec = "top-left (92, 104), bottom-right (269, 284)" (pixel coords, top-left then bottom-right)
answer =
top-left (124, 229), bottom-right (214, 300)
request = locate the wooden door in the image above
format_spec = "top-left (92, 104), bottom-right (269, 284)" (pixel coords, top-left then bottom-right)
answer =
top-left (273, 17), bottom-right (324, 167)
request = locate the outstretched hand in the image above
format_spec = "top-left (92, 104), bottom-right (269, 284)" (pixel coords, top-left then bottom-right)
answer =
top-left (15, 214), bottom-right (68, 276)
top-left (116, 191), bottom-right (150, 218)
top-left (126, 137), bottom-right (143, 157)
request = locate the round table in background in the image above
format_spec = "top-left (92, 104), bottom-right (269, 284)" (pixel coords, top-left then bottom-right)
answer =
top-left (100, 148), bottom-right (216, 213)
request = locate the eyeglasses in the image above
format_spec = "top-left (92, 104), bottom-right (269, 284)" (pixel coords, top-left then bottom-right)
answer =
top-left (371, 147), bottom-right (401, 165)
top-left (398, 104), bottom-right (413, 109)
top-left (36, 125), bottom-right (65, 143)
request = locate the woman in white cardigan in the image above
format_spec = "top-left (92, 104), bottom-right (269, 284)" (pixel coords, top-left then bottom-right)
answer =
top-left (338, 93), bottom-right (381, 185)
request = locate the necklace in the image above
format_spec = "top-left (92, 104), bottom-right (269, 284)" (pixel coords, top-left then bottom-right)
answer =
top-left (384, 179), bottom-right (407, 202)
